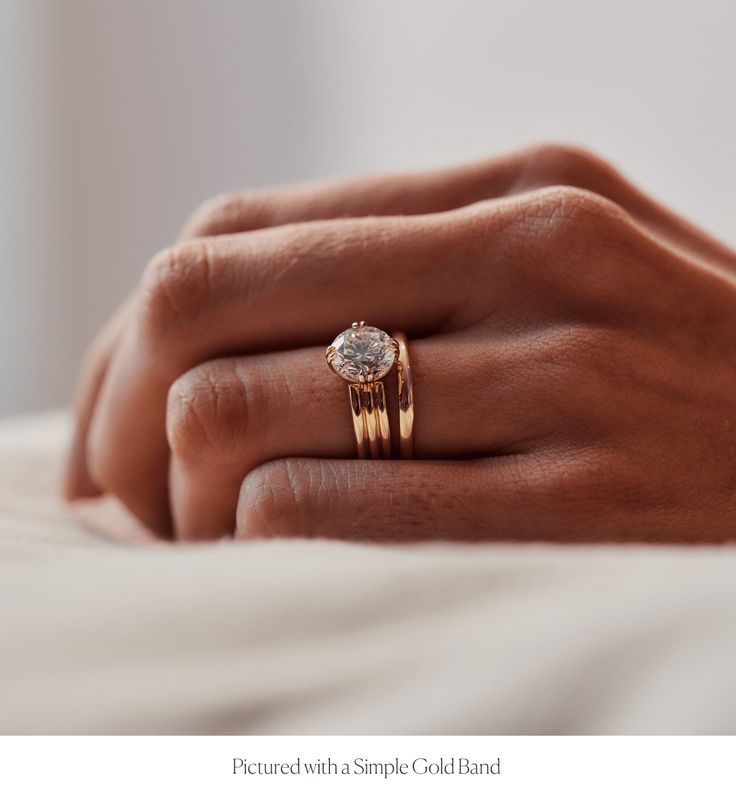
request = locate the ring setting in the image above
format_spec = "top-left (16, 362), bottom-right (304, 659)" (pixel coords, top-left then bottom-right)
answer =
top-left (326, 321), bottom-right (414, 460)
top-left (326, 323), bottom-right (399, 385)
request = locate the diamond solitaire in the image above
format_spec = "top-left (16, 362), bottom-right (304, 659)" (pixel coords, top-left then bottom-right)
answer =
top-left (326, 322), bottom-right (398, 383)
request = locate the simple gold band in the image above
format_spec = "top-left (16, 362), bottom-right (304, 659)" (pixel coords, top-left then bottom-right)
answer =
top-left (392, 331), bottom-right (414, 459)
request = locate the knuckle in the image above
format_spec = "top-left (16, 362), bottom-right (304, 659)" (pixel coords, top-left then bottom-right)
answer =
top-left (522, 185), bottom-right (632, 244)
top-left (139, 241), bottom-right (214, 337)
top-left (538, 187), bottom-right (640, 289)
top-left (166, 360), bottom-right (252, 461)
top-left (237, 459), bottom-right (306, 538)
top-left (540, 184), bottom-right (619, 222)
top-left (184, 190), bottom-right (273, 237)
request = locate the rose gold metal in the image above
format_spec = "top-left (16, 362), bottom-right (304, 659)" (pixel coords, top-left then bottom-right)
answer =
top-left (349, 384), bottom-right (369, 459)
top-left (372, 381), bottom-right (392, 458)
top-left (362, 385), bottom-right (381, 459)
top-left (392, 331), bottom-right (414, 458)
top-left (327, 322), bottom-right (400, 460)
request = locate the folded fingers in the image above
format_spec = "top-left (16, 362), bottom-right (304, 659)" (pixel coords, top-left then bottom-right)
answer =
top-left (167, 332), bottom-right (554, 541)
top-left (83, 185), bottom-right (648, 535)
top-left (70, 153), bottom-right (509, 503)
top-left (86, 207), bottom-right (516, 533)
top-left (183, 142), bottom-right (736, 273)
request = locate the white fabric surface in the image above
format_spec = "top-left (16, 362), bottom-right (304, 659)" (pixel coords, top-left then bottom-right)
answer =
top-left (1, 412), bottom-right (735, 734)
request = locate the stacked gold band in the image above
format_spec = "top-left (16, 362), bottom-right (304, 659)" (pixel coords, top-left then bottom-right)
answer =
top-left (327, 322), bottom-right (414, 460)
top-left (349, 381), bottom-right (391, 459)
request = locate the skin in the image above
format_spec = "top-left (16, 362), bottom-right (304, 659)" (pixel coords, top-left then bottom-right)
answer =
top-left (64, 143), bottom-right (736, 544)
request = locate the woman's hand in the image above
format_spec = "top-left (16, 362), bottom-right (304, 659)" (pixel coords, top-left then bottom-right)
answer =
top-left (64, 144), bottom-right (736, 543)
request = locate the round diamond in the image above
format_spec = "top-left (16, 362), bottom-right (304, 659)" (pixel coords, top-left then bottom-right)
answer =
top-left (328, 324), bottom-right (397, 383)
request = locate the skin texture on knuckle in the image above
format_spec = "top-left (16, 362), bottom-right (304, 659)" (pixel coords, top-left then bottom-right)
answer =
top-left (498, 186), bottom-right (647, 318)
top-left (166, 361), bottom-right (250, 463)
top-left (139, 241), bottom-right (216, 339)
top-left (526, 185), bottom-right (631, 237)
top-left (452, 183), bottom-right (632, 262)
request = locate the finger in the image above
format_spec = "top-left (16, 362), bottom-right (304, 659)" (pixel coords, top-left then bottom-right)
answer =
top-left (507, 144), bottom-right (736, 273)
top-left (183, 142), bottom-right (736, 272)
top-left (235, 443), bottom-right (718, 544)
top-left (73, 148), bottom-right (532, 512)
top-left (63, 297), bottom-right (134, 499)
top-left (166, 331), bottom-right (555, 541)
top-left (179, 154), bottom-right (523, 238)
top-left (74, 169), bottom-right (478, 506)
top-left (87, 209), bottom-right (501, 533)
top-left (236, 442), bottom-right (722, 543)
top-left (78, 151), bottom-right (515, 499)
top-left (86, 183), bottom-right (661, 535)
top-left (232, 456), bottom-right (555, 542)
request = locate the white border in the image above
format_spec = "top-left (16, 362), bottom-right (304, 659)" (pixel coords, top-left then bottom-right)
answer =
top-left (1, 735), bottom-right (735, 796)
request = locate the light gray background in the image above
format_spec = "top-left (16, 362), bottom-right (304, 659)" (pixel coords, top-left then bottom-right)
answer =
top-left (2, 0), bottom-right (734, 416)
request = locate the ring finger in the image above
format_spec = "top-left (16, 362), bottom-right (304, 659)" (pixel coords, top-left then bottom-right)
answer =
top-left (167, 330), bottom-right (559, 541)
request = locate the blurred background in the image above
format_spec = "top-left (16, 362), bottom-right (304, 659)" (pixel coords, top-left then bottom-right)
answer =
top-left (1, 0), bottom-right (735, 417)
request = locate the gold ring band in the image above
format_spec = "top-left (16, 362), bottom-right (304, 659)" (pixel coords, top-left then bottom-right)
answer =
top-left (392, 331), bottom-right (414, 458)
top-left (348, 380), bottom-right (392, 459)
top-left (348, 383), bottom-right (369, 459)
top-left (372, 379), bottom-right (392, 458)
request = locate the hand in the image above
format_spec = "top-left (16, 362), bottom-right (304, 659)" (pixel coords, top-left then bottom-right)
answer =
top-left (64, 144), bottom-right (736, 543)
